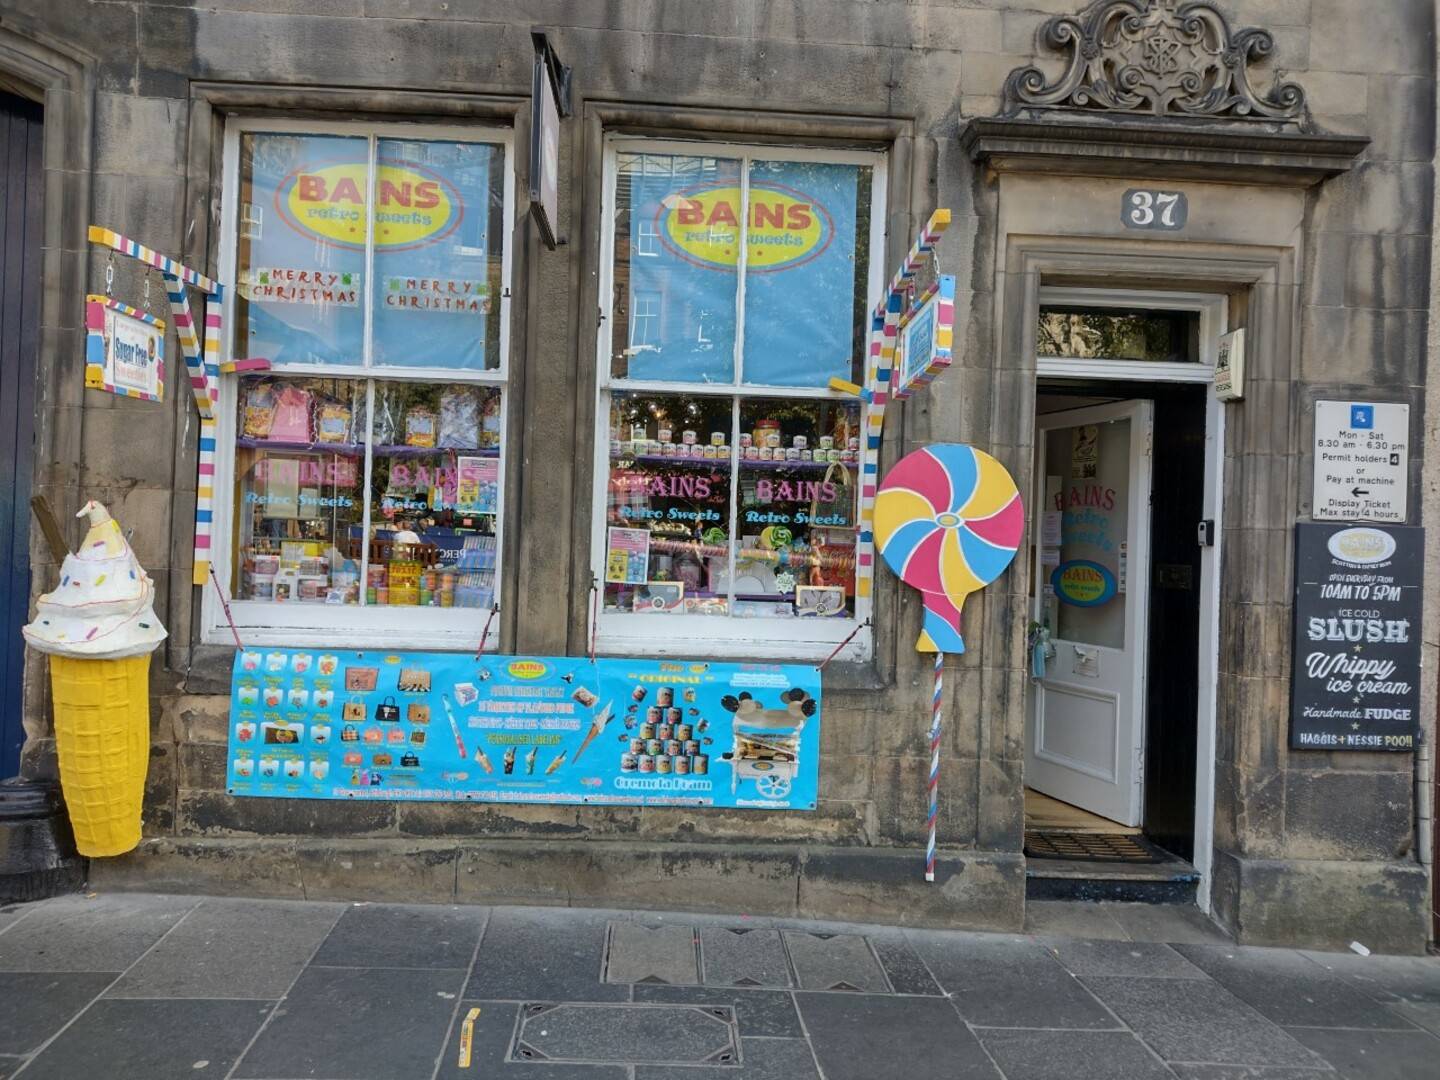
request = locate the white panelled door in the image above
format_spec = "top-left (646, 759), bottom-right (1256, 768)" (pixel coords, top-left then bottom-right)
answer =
top-left (1028, 400), bottom-right (1153, 826)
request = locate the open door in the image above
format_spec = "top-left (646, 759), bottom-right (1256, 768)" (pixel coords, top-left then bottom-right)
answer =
top-left (1028, 400), bottom-right (1153, 826)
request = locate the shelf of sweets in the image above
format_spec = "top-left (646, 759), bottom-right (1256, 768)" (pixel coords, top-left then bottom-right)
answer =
top-left (237, 437), bottom-right (499, 458)
top-left (611, 452), bottom-right (857, 471)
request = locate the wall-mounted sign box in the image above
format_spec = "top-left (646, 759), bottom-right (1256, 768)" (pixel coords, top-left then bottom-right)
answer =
top-left (1213, 328), bottom-right (1244, 401)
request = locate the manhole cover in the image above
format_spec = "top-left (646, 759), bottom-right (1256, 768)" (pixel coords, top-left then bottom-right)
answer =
top-left (511, 1003), bottom-right (739, 1066)
top-left (1025, 830), bottom-right (1168, 863)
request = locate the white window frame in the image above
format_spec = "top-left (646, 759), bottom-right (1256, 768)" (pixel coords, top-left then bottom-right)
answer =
top-left (590, 136), bottom-right (886, 662)
top-left (204, 116), bottom-right (515, 649)
top-left (1036, 287), bottom-right (1224, 382)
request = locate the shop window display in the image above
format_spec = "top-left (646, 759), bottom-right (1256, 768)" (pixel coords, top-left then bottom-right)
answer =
top-left (598, 140), bottom-right (882, 643)
top-left (234, 378), bottom-right (501, 610)
top-left (219, 120), bottom-right (510, 641)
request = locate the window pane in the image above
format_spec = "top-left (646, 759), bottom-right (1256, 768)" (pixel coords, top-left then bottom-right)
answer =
top-left (233, 376), bottom-right (368, 603)
top-left (364, 382), bottom-right (502, 608)
top-left (610, 153), bottom-right (741, 383)
top-left (1037, 306), bottom-right (1198, 362)
top-left (1041, 418), bottom-right (1130, 649)
top-left (371, 138), bottom-right (504, 370)
top-left (742, 160), bottom-right (871, 388)
top-left (236, 133), bottom-right (368, 366)
top-left (603, 392), bottom-right (733, 615)
top-left (733, 399), bottom-right (862, 618)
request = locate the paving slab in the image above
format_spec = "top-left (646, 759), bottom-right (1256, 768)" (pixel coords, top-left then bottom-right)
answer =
top-left (1042, 939), bottom-right (1207, 979)
top-left (1285, 1026), bottom-right (1440, 1080)
top-left (605, 921), bottom-right (699, 985)
top-left (20, 998), bottom-right (274, 1080)
top-left (1298, 951), bottom-right (1440, 1006)
top-left (513, 1002), bottom-right (738, 1065)
top-left (782, 931), bottom-right (888, 992)
top-left (107, 897), bottom-right (343, 999)
top-left (1175, 944), bottom-right (1416, 1029)
top-left (1103, 902), bottom-right (1231, 944)
top-left (234, 965), bottom-right (466, 1079)
top-left (910, 932), bottom-right (1118, 1029)
top-left (637, 1036), bottom-right (819, 1080)
top-left (1025, 901), bottom-right (1130, 941)
top-left (467, 907), bottom-right (627, 1002)
top-left (633, 983), bottom-right (803, 1037)
top-left (309, 901), bottom-right (485, 970)
top-left (700, 928), bottom-right (792, 988)
top-left (0, 972), bottom-right (116, 1054)
top-left (435, 1002), bottom-right (626, 1080)
top-left (0, 1054), bottom-right (20, 1079)
top-left (0, 905), bottom-right (32, 937)
top-left (977, 1028), bottom-right (1174, 1080)
top-left (1169, 1067), bottom-right (1332, 1079)
top-left (1081, 976), bottom-right (1328, 1068)
top-left (0, 893), bottom-right (196, 972)
top-left (869, 936), bottom-right (943, 995)
top-left (797, 992), bottom-right (1001, 1080)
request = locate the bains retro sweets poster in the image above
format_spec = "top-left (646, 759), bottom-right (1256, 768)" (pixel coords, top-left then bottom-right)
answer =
top-left (228, 650), bottom-right (821, 810)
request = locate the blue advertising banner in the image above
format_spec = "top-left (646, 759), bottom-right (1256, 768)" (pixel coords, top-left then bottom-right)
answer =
top-left (227, 649), bottom-right (820, 810)
top-left (625, 156), bottom-right (861, 387)
top-left (238, 132), bottom-right (500, 369)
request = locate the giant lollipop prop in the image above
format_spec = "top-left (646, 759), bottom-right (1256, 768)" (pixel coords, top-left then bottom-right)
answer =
top-left (874, 444), bottom-right (1023, 880)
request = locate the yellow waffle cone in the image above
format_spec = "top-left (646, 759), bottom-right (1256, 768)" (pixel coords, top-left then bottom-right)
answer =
top-left (49, 654), bottom-right (151, 857)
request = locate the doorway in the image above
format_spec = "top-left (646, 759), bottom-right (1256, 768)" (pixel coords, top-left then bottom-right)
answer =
top-left (0, 89), bottom-right (43, 777)
top-left (1021, 290), bottom-right (1224, 905)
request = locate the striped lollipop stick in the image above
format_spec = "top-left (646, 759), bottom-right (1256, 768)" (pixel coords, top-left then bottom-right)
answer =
top-left (927, 650), bottom-right (943, 882)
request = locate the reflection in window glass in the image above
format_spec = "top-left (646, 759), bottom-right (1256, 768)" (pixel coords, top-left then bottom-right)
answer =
top-left (604, 393), bottom-right (733, 616)
top-left (370, 138), bottom-right (504, 370)
top-left (742, 160), bottom-right (871, 388)
top-left (233, 376), bottom-right (502, 610)
top-left (610, 153), bottom-right (741, 383)
top-left (734, 399), bottom-right (860, 618)
top-left (1040, 417), bottom-right (1130, 650)
top-left (602, 392), bottom-right (861, 620)
top-left (1037, 307), bottom-right (1198, 363)
top-left (236, 133), bottom-right (368, 366)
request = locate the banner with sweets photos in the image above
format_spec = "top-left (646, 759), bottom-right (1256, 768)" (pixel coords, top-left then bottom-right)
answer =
top-left (228, 649), bottom-right (821, 810)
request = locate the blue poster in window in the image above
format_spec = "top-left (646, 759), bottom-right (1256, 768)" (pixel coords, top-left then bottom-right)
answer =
top-left (227, 649), bottom-right (821, 810)
top-left (237, 132), bottom-right (500, 370)
top-left (625, 157), bottom-right (861, 387)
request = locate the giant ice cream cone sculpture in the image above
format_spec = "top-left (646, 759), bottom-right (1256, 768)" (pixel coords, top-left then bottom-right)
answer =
top-left (22, 501), bottom-right (167, 856)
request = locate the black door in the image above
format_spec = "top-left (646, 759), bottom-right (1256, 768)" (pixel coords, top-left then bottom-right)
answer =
top-left (0, 90), bottom-right (43, 777)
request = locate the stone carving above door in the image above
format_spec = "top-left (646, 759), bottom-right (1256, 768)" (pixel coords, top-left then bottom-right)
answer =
top-left (1004, 0), bottom-right (1308, 124)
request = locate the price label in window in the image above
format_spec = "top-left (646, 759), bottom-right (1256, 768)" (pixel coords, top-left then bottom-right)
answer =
top-left (1122, 189), bottom-right (1188, 231)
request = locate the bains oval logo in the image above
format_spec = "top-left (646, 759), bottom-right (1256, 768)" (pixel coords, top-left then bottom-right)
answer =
top-left (1327, 526), bottom-right (1396, 566)
top-left (277, 160), bottom-right (463, 251)
top-left (657, 183), bottom-right (833, 273)
top-left (1051, 560), bottom-right (1117, 607)
top-left (506, 660), bottom-right (547, 681)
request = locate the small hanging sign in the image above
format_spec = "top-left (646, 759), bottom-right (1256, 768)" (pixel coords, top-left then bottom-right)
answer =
top-left (85, 294), bottom-right (165, 402)
top-left (1214, 328), bottom-right (1245, 401)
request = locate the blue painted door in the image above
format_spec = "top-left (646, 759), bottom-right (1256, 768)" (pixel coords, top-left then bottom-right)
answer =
top-left (0, 91), bottom-right (43, 777)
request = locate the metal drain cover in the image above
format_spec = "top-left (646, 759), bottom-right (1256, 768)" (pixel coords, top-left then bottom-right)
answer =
top-left (511, 1003), bottom-right (739, 1066)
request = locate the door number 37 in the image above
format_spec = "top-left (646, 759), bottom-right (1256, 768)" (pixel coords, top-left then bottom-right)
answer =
top-left (1123, 188), bottom-right (1188, 230)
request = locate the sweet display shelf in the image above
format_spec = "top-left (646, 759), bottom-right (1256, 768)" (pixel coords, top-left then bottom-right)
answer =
top-left (237, 438), bottom-right (500, 458)
top-left (612, 453), bottom-right (858, 471)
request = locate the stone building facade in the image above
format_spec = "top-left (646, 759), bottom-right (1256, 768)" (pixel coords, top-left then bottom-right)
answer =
top-left (0, 0), bottom-right (1435, 953)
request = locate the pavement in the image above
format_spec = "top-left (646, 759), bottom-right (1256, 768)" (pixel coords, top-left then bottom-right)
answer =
top-left (0, 893), bottom-right (1436, 1080)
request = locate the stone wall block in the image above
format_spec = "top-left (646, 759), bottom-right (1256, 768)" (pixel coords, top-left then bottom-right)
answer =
top-left (177, 790), bottom-right (396, 838)
top-left (1309, 0), bottom-right (1433, 76)
top-left (974, 756), bottom-right (1022, 850)
top-left (142, 742), bottom-right (176, 836)
top-left (1312, 162), bottom-right (1434, 238)
top-left (1282, 768), bottom-right (1413, 860)
top-left (1343, 233), bottom-right (1431, 311)
top-left (297, 841), bottom-right (460, 902)
top-left (758, 0), bottom-right (925, 49)
top-left (87, 838), bottom-right (306, 899)
top-left (1365, 74), bottom-right (1436, 163)
top-left (873, 755), bottom-right (977, 845)
top-left (178, 740), bottom-right (230, 791)
top-left (799, 847), bottom-right (1024, 930)
top-left (94, 92), bottom-right (188, 178)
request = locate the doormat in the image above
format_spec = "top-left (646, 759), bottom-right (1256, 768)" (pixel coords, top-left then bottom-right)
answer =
top-left (1024, 830), bottom-right (1168, 863)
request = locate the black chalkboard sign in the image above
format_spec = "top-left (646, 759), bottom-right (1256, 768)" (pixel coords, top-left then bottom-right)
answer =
top-left (1290, 524), bottom-right (1424, 751)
